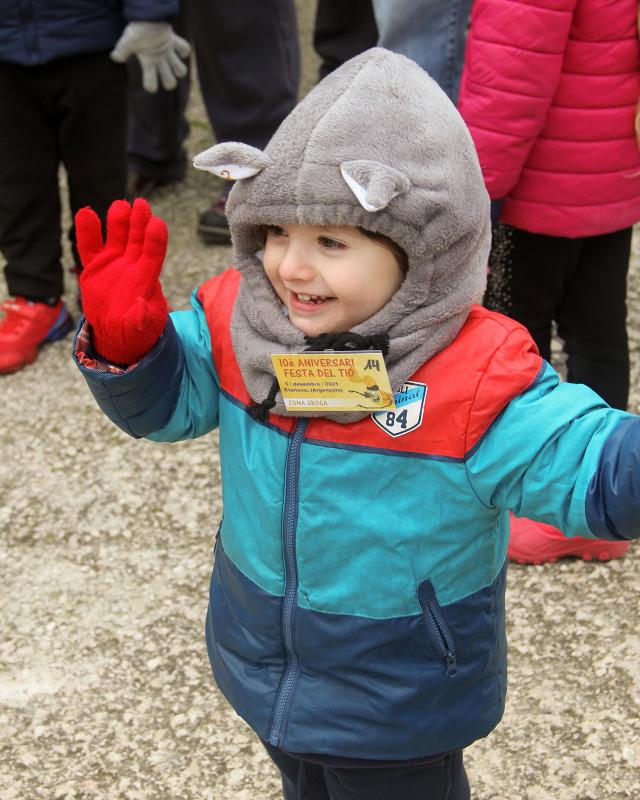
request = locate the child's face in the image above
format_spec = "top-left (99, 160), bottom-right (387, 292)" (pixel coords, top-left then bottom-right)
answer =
top-left (263, 224), bottom-right (404, 337)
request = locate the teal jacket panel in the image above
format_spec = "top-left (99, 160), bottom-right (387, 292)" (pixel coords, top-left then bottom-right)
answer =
top-left (295, 441), bottom-right (504, 617)
top-left (148, 294), bottom-right (220, 443)
top-left (217, 393), bottom-right (289, 598)
top-left (466, 362), bottom-right (634, 536)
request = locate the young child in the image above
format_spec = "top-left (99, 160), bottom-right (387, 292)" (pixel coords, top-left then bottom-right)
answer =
top-left (457, 0), bottom-right (640, 563)
top-left (73, 49), bottom-right (640, 800)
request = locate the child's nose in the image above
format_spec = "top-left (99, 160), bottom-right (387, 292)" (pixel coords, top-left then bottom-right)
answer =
top-left (278, 245), bottom-right (315, 283)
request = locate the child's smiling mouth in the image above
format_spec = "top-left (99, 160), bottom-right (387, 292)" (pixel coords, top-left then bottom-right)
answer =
top-left (290, 291), bottom-right (335, 310)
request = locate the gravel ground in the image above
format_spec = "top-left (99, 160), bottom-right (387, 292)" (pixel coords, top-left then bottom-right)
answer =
top-left (1, 4), bottom-right (639, 798)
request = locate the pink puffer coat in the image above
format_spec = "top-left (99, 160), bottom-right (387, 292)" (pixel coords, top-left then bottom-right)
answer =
top-left (458, 0), bottom-right (640, 238)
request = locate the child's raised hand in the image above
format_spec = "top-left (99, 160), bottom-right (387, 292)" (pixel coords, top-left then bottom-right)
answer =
top-left (75, 198), bottom-right (169, 365)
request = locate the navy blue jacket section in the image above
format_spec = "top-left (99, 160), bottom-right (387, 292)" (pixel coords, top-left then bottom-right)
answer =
top-left (207, 541), bottom-right (508, 760)
top-left (206, 539), bottom-right (284, 736)
top-left (73, 319), bottom-right (183, 438)
top-left (586, 416), bottom-right (640, 539)
top-left (0, 1), bottom-right (178, 66)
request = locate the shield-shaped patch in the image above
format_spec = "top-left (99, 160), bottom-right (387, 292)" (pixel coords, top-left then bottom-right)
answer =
top-left (371, 381), bottom-right (427, 437)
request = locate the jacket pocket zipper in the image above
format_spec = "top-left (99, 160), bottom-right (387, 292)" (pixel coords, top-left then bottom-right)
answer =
top-left (418, 581), bottom-right (457, 678)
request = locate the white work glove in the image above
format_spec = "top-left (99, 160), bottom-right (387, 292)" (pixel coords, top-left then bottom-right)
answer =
top-left (110, 21), bottom-right (191, 93)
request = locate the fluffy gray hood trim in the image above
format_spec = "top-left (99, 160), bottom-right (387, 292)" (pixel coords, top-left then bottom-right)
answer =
top-left (195, 48), bottom-right (490, 422)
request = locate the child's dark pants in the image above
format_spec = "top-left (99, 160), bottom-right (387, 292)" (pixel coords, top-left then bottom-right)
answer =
top-left (0, 52), bottom-right (127, 302)
top-left (486, 225), bottom-right (632, 410)
top-left (263, 742), bottom-right (470, 800)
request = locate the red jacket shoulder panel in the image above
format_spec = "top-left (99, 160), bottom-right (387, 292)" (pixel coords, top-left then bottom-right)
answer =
top-left (195, 286), bottom-right (542, 456)
top-left (307, 307), bottom-right (543, 458)
top-left (462, 310), bottom-right (542, 453)
top-left (198, 269), bottom-right (250, 405)
top-left (197, 270), bottom-right (295, 434)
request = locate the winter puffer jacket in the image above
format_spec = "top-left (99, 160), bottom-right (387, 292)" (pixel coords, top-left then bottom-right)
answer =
top-left (0, 1), bottom-right (178, 66)
top-left (458, 0), bottom-right (640, 237)
top-left (74, 269), bottom-right (640, 760)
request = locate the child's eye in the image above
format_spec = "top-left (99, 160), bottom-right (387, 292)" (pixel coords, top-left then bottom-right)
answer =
top-left (318, 236), bottom-right (346, 250)
top-left (266, 225), bottom-right (287, 238)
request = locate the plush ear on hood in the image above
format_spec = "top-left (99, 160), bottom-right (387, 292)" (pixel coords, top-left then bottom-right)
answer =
top-left (340, 160), bottom-right (411, 212)
top-left (192, 142), bottom-right (271, 180)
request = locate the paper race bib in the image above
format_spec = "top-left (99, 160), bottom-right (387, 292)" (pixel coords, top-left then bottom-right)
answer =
top-left (271, 351), bottom-right (395, 412)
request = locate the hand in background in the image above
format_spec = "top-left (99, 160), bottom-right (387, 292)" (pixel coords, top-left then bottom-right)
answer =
top-left (110, 21), bottom-right (190, 93)
top-left (75, 199), bottom-right (169, 365)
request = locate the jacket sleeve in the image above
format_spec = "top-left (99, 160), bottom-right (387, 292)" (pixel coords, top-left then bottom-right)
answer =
top-left (123, 1), bottom-right (180, 22)
top-left (457, 0), bottom-right (577, 199)
top-left (465, 362), bottom-right (640, 541)
top-left (73, 290), bottom-right (219, 442)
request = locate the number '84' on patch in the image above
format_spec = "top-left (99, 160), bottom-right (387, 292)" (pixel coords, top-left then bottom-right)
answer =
top-left (371, 381), bottom-right (427, 437)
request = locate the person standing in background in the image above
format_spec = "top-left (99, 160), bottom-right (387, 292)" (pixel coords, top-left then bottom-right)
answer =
top-left (127, 0), bottom-right (472, 249)
top-left (458, 0), bottom-right (640, 563)
top-left (0, 0), bottom-right (188, 374)
top-left (126, 0), bottom-right (300, 246)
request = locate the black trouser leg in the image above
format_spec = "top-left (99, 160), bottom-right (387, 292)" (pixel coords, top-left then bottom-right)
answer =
top-left (57, 53), bottom-right (128, 270)
top-left (0, 62), bottom-right (63, 300)
top-left (324, 751), bottom-right (469, 800)
top-left (264, 742), bottom-right (470, 800)
top-left (486, 224), bottom-right (631, 409)
top-left (556, 227), bottom-right (631, 410)
top-left (127, 9), bottom-right (190, 180)
top-left (485, 225), bottom-right (580, 361)
top-left (313, 0), bottom-right (378, 80)
top-left (187, 0), bottom-right (300, 148)
top-left (264, 743), bottom-right (330, 800)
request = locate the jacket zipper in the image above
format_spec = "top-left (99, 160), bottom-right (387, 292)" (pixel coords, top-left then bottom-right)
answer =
top-left (419, 586), bottom-right (458, 678)
top-left (268, 417), bottom-right (308, 746)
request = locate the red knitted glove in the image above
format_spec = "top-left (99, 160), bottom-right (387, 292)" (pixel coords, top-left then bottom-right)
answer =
top-left (75, 198), bottom-right (169, 364)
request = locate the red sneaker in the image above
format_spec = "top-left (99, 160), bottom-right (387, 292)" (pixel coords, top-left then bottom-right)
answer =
top-left (508, 514), bottom-right (629, 564)
top-left (0, 297), bottom-right (73, 374)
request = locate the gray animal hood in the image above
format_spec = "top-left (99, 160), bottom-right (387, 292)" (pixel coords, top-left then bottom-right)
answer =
top-left (194, 47), bottom-right (490, 421)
